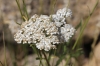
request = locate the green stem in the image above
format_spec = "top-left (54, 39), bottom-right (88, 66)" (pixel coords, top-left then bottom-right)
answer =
top-left (38, 0), bottom-right (43, 15)
top-left (23, 45), bottom-right (28, 66)
top-left (65, 55), bottom-right (70, 66)
top-left (52, 49), bottom-right (56, 66)
top-left (72, 0), bottom-right (98, 50)
top-left (22, 0), bottom-right (29, 20)
top-left (48, 50), bottom-right (52, 61)
top-left (15, 0), bottom-right (24, 21)
top-left (66, 0), bottom-right (70, 8)
top-left (3, 31), bottom-right (7, 66)
top-left (38, 50), bottom-right (44, 66)
top-left (50, 0), bottom-right (57, 14)
top-left (42, 51), bottom-right (50, 66)
top-left (31, 45), bottom-right (43, 66)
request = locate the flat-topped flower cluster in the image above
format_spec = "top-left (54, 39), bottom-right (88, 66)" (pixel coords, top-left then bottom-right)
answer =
top-left (14, 8), bottom-right (75, 51)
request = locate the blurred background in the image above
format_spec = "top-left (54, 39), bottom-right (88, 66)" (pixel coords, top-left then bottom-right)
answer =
top-left (0, 0), bottom-right (100, 66)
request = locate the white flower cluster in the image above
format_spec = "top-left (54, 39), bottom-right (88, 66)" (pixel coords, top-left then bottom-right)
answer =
top-left (14, 8), bottom-right (75, 51)
top-left (51, 8), bottom-right (74, 42)
top-left (52, 8), bottom-right (72, 27)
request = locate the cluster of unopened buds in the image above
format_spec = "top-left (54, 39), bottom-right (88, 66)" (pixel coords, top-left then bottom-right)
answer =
top-left (14, 7), bottom-right (75, 51)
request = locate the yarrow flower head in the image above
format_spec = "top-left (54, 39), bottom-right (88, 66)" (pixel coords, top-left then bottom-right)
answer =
top-left (14, 7), bottom-right (75, 51)
top-left (60, 24), bottom-right (75, 42)
top-left (14, 14), bottom-right (59, 51)
top-left (51, 8), bottom-right (72, 27)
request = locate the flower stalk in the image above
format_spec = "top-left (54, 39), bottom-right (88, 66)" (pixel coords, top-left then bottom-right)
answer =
top-left (42, 51), bottom-right (50, 66)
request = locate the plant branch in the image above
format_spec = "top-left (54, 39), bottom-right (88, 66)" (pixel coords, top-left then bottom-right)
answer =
top-left (72, 0), bottom-right (99, 50)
